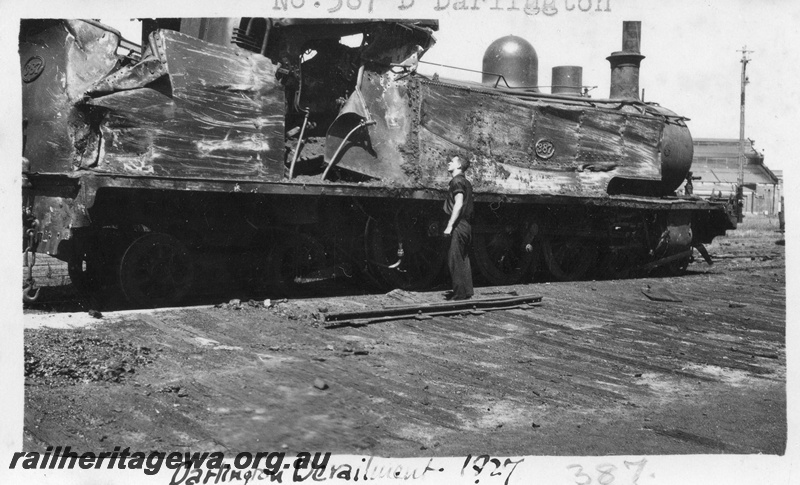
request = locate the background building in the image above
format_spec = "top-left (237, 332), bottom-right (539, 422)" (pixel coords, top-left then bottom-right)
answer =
top-left (689, 138), bottom-right (781, 215)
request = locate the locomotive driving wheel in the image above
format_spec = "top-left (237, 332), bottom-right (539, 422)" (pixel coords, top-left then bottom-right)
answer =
top-left (472, 215), bottom-right (535, 285)
top-left (367, 209), bottom-right (446, 290)
top-left (118, 233), bottom-right (194, 307)
top-left (541, 236), bottom-right (598, 281)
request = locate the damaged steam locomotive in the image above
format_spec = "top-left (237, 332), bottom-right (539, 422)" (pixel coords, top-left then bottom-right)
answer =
top-left (20, 18), bottom-right (736, 306)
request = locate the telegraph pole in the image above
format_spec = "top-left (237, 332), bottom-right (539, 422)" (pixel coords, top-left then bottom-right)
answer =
top-left (736, 46), bottom-right (753, 223)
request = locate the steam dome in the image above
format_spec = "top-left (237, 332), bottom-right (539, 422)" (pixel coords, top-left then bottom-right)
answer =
top-left (482, 35), bottom-right (538, 90)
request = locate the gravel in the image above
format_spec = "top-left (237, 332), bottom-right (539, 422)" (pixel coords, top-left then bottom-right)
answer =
top-left (24, 329), bottom-right (154, 385)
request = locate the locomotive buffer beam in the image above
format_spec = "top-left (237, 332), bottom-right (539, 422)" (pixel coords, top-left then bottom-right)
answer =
top-left (324, 294), bottom-right (542, 328)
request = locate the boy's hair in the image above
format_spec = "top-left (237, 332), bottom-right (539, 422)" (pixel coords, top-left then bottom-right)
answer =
top-left (451, 153), bottom-right (471, 171)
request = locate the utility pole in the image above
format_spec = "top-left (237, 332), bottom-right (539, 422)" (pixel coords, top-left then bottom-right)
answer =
top-left (736, 46), bottom-right (753, 223)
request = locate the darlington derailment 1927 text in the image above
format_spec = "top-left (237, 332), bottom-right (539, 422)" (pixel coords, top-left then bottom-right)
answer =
top-left (271, 0), bottom-right (612, 16)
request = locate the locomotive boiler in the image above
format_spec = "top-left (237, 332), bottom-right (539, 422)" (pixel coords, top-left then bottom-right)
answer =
top-left (20, 18), bottom-right (737, 307)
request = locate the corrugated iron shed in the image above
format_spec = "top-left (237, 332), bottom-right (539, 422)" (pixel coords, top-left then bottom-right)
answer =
top-left (691, 138), bottom-right (779, 187)
top-left (689, 138), bottom-right (781, 214)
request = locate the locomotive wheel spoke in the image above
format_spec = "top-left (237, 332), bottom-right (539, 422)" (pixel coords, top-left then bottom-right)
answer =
top-left (368, 211), bottom-right (446, 291)
top-left (473, 218), bottom-right (534, 285)
top-left (119, 233), bottom-right (194, 307)
top-left (542, 236), bottom-right (597, 282)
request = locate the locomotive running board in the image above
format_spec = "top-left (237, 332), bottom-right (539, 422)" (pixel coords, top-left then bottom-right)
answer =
top-left (324, 294), bottom-right (542, 328)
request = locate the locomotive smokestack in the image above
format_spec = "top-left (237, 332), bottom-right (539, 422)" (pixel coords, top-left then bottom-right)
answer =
top-left (607, 21), bottom-right (645, 100)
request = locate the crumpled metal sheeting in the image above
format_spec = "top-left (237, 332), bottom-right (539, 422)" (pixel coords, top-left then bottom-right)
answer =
top-left (82, 29), bottom-right (285, 181)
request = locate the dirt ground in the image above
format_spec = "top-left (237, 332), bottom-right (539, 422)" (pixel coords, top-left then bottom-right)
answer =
top-left (22, 214), bottom-right (786, 457)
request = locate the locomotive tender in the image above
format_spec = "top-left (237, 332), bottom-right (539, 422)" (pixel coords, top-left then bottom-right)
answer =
top-left (20, 18), bottom-right (736, 306)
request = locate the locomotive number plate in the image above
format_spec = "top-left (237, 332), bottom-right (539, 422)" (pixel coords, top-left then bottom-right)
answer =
top-left (535, 138), bottom-right (556, 160)
top-left (22, 56), bottom-right (45, 83)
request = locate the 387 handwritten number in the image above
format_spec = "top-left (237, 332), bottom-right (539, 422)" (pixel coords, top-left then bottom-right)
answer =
top-left (567, 459), bottom-right (648, 485)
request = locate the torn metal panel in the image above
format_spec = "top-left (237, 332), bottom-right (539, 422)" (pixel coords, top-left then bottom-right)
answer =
top-left (321, 22), bottom-right (438, 182)
top-left (576, 110), bottom-right (627, 161)
top-left (20, 20), bottom-right (122, 174)
top-left (325, 70), bottom-right (412, 181)
top-left (531, 106), bottom-right (581, 167)
top-left (419, 81), bottom-right (538, 167)
top-left (328, 71), bottom-right (674, 197)
top-left (87, 58), bottom-right (167, 95)
top-left (85, 29), bottom-right (285, 180)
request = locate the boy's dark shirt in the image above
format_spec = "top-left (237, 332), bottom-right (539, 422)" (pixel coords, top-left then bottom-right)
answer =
top-left (444, 174), bottom-right (473, 223)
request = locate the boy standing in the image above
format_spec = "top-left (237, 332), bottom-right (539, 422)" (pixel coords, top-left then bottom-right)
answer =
top-left (443, 155), bottom-right (474, 300)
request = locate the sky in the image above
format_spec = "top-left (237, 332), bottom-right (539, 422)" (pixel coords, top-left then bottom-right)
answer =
top-left (1, 1), bottom-right (799, 484)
